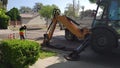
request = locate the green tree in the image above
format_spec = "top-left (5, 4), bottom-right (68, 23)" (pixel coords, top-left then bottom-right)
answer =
top-left (39, 4), bottom-right (58, 27)
top-left (51, 4), bottom-right (58, 9)
top-left (33, 3), bottom-right (43, 12)
top-left (19, 6), bottom-right (32, 13)
top-left (64, 4), bottom-right (75, 17)
top-left (64, 2), bottom-right (80, 18)
top-left (89, 0), bottom-right (96, 3)
top-left (80, 9), bottom-right (93, 18)
top-left (0, 9), bottom-right (9, 29)
top-left (6, 7), bottom-right (21, 27)
top-left (81, 6), bottom-right (85, 12)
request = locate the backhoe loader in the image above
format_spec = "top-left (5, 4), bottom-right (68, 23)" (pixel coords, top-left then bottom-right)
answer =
top-left (41, 8), bottom-right (90, 47)
top-left (42, 0), bottom-right (120, 60)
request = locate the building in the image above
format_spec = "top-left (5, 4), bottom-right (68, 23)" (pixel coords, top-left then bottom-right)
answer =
top-left (20, 13), bottom-right (46, 28)
top-left (0, 0), bottom-right (7, 9)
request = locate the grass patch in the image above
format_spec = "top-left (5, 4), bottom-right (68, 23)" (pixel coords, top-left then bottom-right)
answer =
top-left (39, 49), bottom-right (57, 59)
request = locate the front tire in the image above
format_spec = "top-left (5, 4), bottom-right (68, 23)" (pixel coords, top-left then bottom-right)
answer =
top-left (91, 28), bottom-right (118, 53)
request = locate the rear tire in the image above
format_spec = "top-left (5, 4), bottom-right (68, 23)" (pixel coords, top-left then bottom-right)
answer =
top-left (91, 28), bottom-right (117, 53)
top-left (65, 29), bottom-right (74, 41)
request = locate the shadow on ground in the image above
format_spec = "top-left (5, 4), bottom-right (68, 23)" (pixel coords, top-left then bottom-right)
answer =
top-left (46, 47), bottom-right (120, 68)
top-left (37, 35), bottom-right (83, 51)
top-left (27, 28), bottom-right (43, 30)
top-left (35, 36), bottom-right (44, 41)
top-left (33, 32), bottom-right (120, 68)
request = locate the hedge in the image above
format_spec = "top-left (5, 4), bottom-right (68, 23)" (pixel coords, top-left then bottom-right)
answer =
top-left (0, 39), bottom-right (40, 68)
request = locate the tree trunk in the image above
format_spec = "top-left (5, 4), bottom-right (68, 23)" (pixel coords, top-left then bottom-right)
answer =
top-left (13, 20), bottom-right (17, 27)
top-left (45, 18), bottom-right (49, 28)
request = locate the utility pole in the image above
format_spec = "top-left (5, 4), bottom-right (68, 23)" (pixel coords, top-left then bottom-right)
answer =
top-left (73, 0), bottom-right (75, 17)
top-left (78, 0), bottom-right (80, 11)
top-left (77, 0), bottom-right (80, 16)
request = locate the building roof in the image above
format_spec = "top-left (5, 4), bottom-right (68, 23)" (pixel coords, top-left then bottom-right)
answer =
top-left (20, 13), bottom-right (39, 19)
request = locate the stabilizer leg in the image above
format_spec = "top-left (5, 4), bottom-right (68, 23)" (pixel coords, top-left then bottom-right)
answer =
top-left (64, 36), bottom-right (90, 61)
top-left (41, 34), bottom-right (50, 46)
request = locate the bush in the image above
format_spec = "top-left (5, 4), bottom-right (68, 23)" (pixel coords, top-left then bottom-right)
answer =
top-left (0, 39), bottom-right (40, 68)
top-left (0, 9), bottom-right (9, 29)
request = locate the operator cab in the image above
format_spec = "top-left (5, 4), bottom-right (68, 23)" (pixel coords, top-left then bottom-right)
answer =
top-left (92, 0), bottom-right (120, 36)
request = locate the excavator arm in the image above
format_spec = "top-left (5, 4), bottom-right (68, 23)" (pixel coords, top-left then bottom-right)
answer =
top-left (42, 9), bottom-right (90, 46)
top-left (57, 15), bottom-right (90, 39)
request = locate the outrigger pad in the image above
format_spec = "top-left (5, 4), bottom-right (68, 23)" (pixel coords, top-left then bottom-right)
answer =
top-left (41, 43), bottom-right (66, 50)
top-left (50, 44), bottom-right (65, 49)
top-left (64, 54), bottom-right (80, 61)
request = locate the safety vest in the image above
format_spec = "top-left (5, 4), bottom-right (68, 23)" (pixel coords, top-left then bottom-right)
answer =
top-left (19, 30), bottom-right (24, 35)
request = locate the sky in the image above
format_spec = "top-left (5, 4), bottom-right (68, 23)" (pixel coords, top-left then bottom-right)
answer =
top-left (7, 0), bottom-right (97, 13)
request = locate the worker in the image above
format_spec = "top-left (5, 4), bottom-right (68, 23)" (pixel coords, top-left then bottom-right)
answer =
top-left (19, 25), bottom-right (27, 40)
